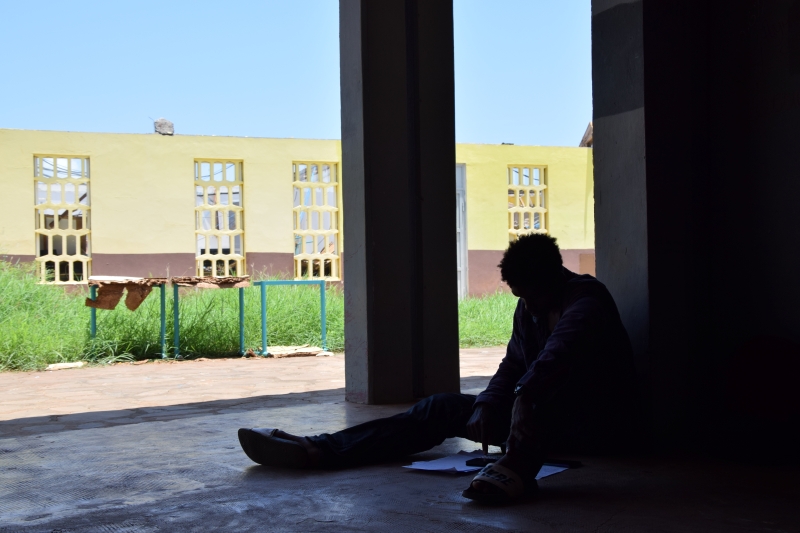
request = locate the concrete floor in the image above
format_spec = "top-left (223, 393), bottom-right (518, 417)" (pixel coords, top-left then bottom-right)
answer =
top-left (1, 349), bottom-right (798, 532)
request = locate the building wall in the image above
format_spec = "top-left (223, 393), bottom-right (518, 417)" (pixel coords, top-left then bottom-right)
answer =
top-left (457, 143), bottom-right (595, 294)
top-left (0, 129), bottom-right (342, 278)
top-left (0, 129), bottom-right (593, 292)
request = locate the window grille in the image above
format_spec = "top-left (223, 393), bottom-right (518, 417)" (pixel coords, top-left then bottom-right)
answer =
top-left (292, 162), bottom-right (340, 280)
top-left (194, 160), bottom-right (245, 277)
top-left (508, 165), bottom-right (548, 240)
top-left (34, 156), bottom-right (91, 284)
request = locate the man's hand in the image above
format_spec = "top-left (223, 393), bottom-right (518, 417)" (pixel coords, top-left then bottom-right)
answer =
top-left (466, 403), bottom-right (496, 454)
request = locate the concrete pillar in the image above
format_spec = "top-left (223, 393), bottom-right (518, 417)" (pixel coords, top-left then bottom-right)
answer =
top-left (593, 0), bottom-right (712, 440)
top-left (339, 0), bottom-right (460, 404)
top-left (592, 0), bottom-right (649, 379)
top-left (593, 0), bottom-right (800, 448)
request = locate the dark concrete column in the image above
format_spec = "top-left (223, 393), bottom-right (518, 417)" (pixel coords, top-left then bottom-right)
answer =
top-left (339, 0), bottom-right (460, 404)
top-left (593, 0), bottom-right (800, 450)
top-left (593, 0), bottom-right (711, 440)
top-left (592, 0), bottom-right (649, 378)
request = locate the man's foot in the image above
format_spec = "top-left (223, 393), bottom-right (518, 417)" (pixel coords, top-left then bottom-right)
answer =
top-left (463, 454), bottom-right (538, 502)
top-left (238, 428), bottom-right (322, 468)
top-left (264, 429), bottom-right (323, 467)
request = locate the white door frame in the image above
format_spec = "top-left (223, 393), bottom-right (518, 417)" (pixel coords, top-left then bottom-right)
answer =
top-left (456, 164), bottom-right (468, 299)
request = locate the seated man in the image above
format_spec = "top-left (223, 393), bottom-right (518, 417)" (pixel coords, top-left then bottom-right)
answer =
top-left (238, 234), bottom-right (638, 503)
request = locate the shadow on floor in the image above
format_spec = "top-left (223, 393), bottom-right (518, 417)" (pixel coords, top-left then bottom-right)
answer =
top-left (1, 375), bottom-right (494, 438)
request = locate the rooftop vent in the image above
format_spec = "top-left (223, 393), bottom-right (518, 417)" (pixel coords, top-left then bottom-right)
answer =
top-left (154, 118), bottom-right (174, 136)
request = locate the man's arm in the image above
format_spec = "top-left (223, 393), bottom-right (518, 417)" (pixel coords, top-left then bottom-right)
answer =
top-left (514, 295), bottom-right (604, 404)
top-left (474, 299), bottom-right (533, 413)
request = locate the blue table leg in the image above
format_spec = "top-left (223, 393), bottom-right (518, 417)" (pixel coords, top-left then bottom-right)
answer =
top-left (260, 283), bottom-right (268, 355)
top-left (159, 284), bottom-right (166, 358)
top-left (319, 280), bottom-right (327, 351)
top-left (90, 285), bottom-right (97, 338)
top-left (173, 283), bottom-right (180, 358)
top-left (239, 287), bottom-right (245, 355)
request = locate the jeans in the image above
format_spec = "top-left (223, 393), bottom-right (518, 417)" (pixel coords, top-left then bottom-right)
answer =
top-left (307, 384), bottom-right (638, 468)
top-left (307, 393), bottom-right (513, 468)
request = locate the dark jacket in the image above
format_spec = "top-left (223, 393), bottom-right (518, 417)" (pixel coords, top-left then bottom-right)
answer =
top-left (475, 269), bottom-right (638, 445)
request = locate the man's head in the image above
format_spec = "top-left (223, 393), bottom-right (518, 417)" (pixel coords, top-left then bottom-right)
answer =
top-left (499, 234), bottom-right (565, 316)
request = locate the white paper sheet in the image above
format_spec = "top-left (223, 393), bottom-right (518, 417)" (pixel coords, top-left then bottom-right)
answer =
top-left (535, 464), bottom-right (569, 479)
top-left (404, 450), bottom-right (570, 479)
top-left (403, 450), bottom-right (485, 473)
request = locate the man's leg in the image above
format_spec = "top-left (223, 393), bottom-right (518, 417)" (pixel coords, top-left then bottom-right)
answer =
top-left (467, 378), bottom-right (615, 497)
top-left (467, 397), bottom-right (555, 497)
top-left (308, 393), bottom-right (481, 467)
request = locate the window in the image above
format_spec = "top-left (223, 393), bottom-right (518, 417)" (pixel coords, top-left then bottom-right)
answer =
top-left (34, 156), bottom-right (91, 284)
top-left (508, 165), bottom-right (547, 240)
top-left (194, 160), bottom-right (245, 277)
top-left (292, 162), bottom-right (340, 280)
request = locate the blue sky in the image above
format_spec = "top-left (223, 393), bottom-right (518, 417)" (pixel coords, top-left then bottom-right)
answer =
top-left (0, 1), bottom-right (591, 147)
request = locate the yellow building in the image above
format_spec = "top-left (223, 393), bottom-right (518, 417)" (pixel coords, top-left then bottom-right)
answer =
top-left (0, 128), bottom-right (594, 296)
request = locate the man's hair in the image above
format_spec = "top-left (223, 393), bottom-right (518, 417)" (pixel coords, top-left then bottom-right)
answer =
top-left (499, 233), bottom-right (563, 289)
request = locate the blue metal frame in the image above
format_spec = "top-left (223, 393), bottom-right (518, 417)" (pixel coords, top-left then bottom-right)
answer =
top-left (90, 284), bottom-right (168, 358)
top-left (160, 285), bottom-right (167, 357)
top-left (239, 287), bottom-right (245, 355)
top-left (89, 285), bottom-right (97, 338)
top-left (252, 280), bottom-right (327, 355)
top-left (90, 280), bottom-right (326, 359)
top-left (171, 284), bottom-right (247, 358)
top-left (173, 283), bottom-right (181, 357)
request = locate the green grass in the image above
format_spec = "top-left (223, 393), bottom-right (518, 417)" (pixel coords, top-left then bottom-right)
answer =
top-left (458, 291), bottom-right (518, 348)
top-left (0, 260), bottom-right (516, 371)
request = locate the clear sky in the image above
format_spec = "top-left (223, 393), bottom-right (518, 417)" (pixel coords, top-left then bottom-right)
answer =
top-left (0, 1), bottom-right (591, 147)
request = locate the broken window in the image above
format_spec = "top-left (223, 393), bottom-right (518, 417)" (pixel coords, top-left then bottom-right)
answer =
top-left (508, 165), bottom-right (548, 241)
top-left (292, 162), bottom-right (340, 280)
top-left (194, 160), bottom-right (245, 277)
top-left (34, 156), bottom-right (91, 283)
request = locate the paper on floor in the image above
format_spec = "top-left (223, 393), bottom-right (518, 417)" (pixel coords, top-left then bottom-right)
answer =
top-left (404, 450), bottom-right (570, 479)
top-left (404, 450), bottom-right (485, 473)
top-left (535, 463), bottom-right (570, 479)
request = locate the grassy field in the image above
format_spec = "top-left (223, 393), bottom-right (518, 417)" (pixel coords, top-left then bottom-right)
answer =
top-left (0, 260), bottom-right (516, 371)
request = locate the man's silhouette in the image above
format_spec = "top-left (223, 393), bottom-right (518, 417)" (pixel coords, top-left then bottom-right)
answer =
top-left (238, 234), bottom-right (638, 502)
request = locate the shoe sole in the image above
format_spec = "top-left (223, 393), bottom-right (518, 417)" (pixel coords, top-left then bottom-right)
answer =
top-left (461, 479), bottom-right (538, 504)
